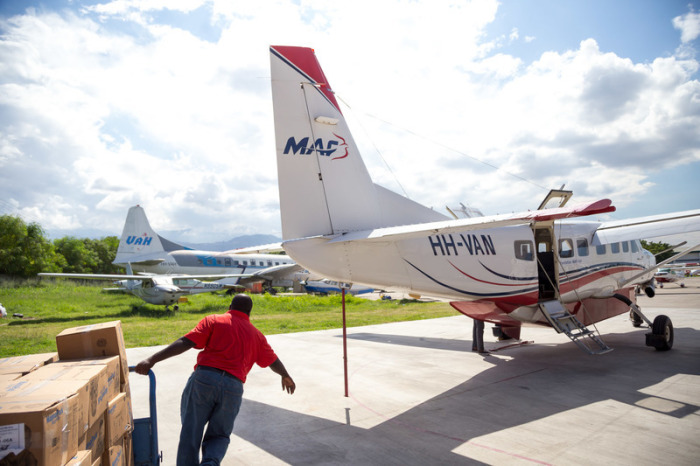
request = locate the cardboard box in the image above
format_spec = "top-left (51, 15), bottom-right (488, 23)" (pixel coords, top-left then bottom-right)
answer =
top-left (56, 356), bottom-right (121, 394)
top-left (0, 353), bottom-right (58, 381)
top-left (80, 415), bottom-right (105, 464)
top-left (0, 377), bottom-right (90, 440)
top-left (103, 445), bottom-right (123, 466)
top-left (21, 357), bottom-right (119, 428)
top-left (105, 394), bottom-right (131, 447)
top-left (56, 321), bottom-right (129, 386)
top-left (0, 388), bottom-right (84, 466)
top-left (65, 450), bottom-right (93, 466)
top-left (0, 353), bottom-right (58, 379)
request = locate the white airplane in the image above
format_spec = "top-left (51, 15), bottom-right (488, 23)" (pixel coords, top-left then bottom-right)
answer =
top-left (269, 45), bottom-right (700, 354)
top-left (112, 205), bottom-right (303, 291)
top-left (302, 279), bottom-right (374, 296)
top-left (654, 268), bottom-right (686, 288)
top-left (39, 265), bottom-right (239, 310)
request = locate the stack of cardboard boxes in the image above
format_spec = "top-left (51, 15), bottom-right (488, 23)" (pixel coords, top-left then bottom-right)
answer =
top-left (0, 321), bottom-right (134, 466)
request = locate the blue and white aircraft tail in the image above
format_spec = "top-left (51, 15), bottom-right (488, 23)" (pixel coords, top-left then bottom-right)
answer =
top-left (112, 205), bottom-right (301, 289)
top-left (113, 205), bottom-right (189, 267)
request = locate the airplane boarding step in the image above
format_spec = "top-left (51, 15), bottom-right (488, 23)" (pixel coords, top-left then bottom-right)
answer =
top-left (539, 300), bottom-right (612, 355)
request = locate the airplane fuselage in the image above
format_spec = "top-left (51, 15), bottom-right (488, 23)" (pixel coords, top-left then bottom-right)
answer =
top-left (283, 221), bottom-right (656, 327)
top-left (125, 251), bottom-right (295, 280)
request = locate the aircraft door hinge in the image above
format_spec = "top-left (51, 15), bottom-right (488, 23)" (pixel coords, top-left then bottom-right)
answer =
top-left (318, 173), bottom-right (323, 181)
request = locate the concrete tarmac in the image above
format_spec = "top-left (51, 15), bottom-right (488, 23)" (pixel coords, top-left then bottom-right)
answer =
top-left (126, 278), bottom-right (700, 465)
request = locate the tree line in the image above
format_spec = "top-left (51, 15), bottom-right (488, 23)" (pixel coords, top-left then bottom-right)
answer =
top-left (0, 214), bottom-right (121, 278)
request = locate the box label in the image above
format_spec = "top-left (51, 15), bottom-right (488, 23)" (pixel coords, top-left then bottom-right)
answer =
top-left (0, 423), bottom-right (25, 459)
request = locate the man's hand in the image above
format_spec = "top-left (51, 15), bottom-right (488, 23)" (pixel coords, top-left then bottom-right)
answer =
top-left (134, 358), bottom-right (154, 375)
top-left (282, 375), bottom-right (296, 394)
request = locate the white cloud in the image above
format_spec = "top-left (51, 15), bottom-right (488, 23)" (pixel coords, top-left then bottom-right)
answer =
top-left (673, 9), bottom-right (700, 43)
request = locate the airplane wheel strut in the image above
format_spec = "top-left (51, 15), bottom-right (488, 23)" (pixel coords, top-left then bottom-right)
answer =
top-left (646, 314), bottom-right (674, 351)
top-left (629, 309), bottom-right (643, 328)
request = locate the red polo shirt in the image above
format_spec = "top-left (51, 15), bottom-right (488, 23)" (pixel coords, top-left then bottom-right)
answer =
top-left (184, 309), bottom-right (278, 383)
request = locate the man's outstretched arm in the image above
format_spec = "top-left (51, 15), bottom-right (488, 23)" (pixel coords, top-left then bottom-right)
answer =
top-left (134, 337), bottom-right (196, 375)
top-left (269, 358), bottom-right (295, 394)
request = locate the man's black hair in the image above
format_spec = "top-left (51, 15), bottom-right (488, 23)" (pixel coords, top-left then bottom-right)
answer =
top-left (230, 294), bottom-right (253, 314)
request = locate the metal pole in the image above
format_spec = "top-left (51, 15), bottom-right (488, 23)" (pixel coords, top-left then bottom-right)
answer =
top-left (342, 288), bottom-right (349, 397)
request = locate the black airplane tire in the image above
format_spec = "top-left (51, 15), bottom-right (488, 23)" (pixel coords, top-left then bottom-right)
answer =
top-left (651, 315), bottom-right (673, 351)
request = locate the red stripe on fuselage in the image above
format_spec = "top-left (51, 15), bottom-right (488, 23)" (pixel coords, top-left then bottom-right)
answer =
top-left (558, 265), bottom-right (642, 294)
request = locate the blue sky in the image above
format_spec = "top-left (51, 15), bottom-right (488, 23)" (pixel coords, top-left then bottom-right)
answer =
top-left (489, 1), bottom-right (694, 66)
top-left (0, 0), bottom-right (698, 242)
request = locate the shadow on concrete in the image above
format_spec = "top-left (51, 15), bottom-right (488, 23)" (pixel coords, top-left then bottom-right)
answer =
top-left (231, 326), bottom-right (700, 465)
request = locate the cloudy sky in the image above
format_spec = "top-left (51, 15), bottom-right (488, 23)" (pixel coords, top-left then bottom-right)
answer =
top-left (1, 0), bottom-right (699, 243)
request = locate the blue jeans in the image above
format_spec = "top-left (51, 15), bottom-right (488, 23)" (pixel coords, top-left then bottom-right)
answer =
top-left (177, 368), bottom-right (244, 466)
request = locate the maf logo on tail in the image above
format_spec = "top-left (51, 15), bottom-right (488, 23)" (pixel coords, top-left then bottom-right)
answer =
top-left (284, 133), bottom-right (348, 160)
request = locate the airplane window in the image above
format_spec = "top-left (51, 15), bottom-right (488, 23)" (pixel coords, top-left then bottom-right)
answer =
top-left (233, 260), bottom-right (239, 266)
top-left (577, 239), bottom-right (589, 256)
top-left (559, 239), bottom-right (574, 258)
top-left (631, 241), bottom-right (639, 253)
top-left (243, 261), bottom-right (248, 266)
top-left (596, 244), bottom-right (606, 255)
top-left (268, 261), bottom-right (272, 266)
top-left (514, 240), bottom-right (534, 261)
top-left (611, 243), bottom-right (620, 254)
top-left (275, 262), bottom-right (280, 266)
top-left (622, 241), bottom-right (629, 253)
top-left (225, 258), bottom-right (231, 266)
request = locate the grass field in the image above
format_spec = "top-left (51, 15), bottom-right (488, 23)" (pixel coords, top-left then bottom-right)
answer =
top-left (0, 280), bottom-right (457, 357)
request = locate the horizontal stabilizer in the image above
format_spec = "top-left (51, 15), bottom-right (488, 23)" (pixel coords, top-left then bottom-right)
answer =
top-left (228, 242), bottom-right (285, 254)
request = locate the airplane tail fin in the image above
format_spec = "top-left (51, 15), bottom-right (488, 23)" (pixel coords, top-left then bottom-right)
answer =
top-left (270, 46), bottom-right (446, 240)
top-left (113, 205), bottom-right (187, 265)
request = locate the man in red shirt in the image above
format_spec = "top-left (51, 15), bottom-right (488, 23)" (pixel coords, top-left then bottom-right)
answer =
top-left (135, 294), bottom-right (295, 465)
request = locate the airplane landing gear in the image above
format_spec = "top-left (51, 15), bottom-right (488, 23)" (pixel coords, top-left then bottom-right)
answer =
top-left (646, 314), bottom-right (674, 351)
top-left (613, 294), bottom-right (673, 351)
top-left (629, 309), bottom-right (643, 328)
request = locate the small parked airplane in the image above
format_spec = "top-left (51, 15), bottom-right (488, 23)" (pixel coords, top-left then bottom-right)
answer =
top-left (39, 265), bottom-right (239, 310)
top-left (112, 205), bottom-right (304, 291)
top-left (654, 267), bottom-right (690, 288)
top-left (269, 45), bottom-right (700, 354)
top-left (302, 279), bottom-right (374, 296)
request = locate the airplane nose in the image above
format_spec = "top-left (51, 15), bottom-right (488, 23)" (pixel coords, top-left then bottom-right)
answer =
top-left (155, 285), bottom-right (180, 294)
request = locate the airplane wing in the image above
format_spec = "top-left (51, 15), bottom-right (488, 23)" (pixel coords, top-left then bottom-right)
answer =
top-left (38, 272), bottom-right (247, 281)
top-left (124, 259), bottom-right (165, 266)
top-left (38, 273), bottom-right (154, 281)
top-left (323, 199), bottom-right (615, 244)
top-left (593, 209), bottom-right (700, 244)
top-left (237, 263), bottom-right (303, 284)
top-left (619, 241), bottom-right (700, 288)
